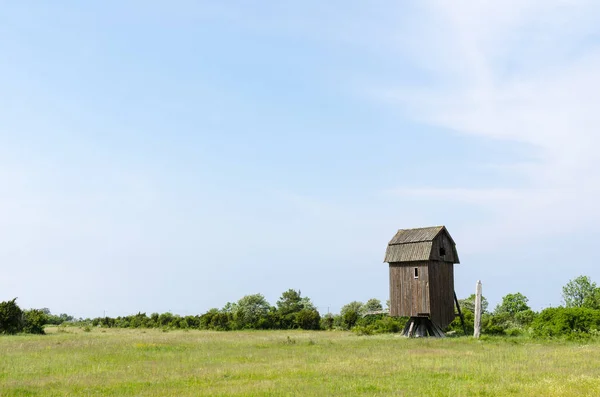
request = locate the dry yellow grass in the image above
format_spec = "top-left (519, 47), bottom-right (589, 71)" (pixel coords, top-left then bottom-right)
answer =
top-left (1, 327), bottom-right (600, 396)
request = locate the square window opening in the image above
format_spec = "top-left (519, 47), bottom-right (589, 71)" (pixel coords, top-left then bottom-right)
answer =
top-left (439, 247), bottom-right (446, 256)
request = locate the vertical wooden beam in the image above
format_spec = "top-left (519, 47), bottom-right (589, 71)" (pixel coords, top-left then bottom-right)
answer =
top-left (454, 291), bottom-right (466, 335)
top-left (474, 280), bottom-right (482, 339)
top-left (407, 319), bottom-right (415, 337)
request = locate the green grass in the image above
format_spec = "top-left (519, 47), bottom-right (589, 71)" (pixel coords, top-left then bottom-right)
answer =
top-left (1, 328), bottom-right (600, 396)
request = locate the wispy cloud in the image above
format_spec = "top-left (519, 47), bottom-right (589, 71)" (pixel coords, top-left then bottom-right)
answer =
top-left (380, 1), bottom-right (600, 246)
top-left (388, 187), bottom-right (520, 203)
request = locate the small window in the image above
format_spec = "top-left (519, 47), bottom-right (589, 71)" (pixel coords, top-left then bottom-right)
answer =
top-left (439, 247), bottom-right (446, 256)
top-left (414, 267), bottom-right (419, 279)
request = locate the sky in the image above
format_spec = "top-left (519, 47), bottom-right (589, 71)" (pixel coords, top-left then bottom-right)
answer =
top-left (2, 1), bottom-right (600, 318)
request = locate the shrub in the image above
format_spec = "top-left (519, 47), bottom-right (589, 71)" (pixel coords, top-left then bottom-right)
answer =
top-left (158, 312), bottom-right (175, 327)
top-left (320, 314), bottom-right (335, 330)
top-left (354, 314), bottom-right (406, 334)
top-left (352, 325), bottom-right (375, 335)
top-left (232, 294), bottom-right (271, 329)
top-left (373, 316), bottom-right (407, 333)
top-left (183, 315), bottom-right (201, 329)
top-left (199, 309), bottom-right (219, 329)
top-left (505, 327), bottom-right (523, 337)
top-left (446, 309), bottom-right (474, 335)
top-left (0, 298), bottom-right (23, 335)
top-left (515, 309), bottom-right (536, 328)
top-left (340, 301), bottom-right (363, 329)
top-left (356, 313), bottom-right (386, 327)
top-left (295, 309), bottom-right (321, 330)
top-left (531, 307), bottom-right (600, 338)
top-left (275, 289), bottom-right (318, 329)
top-left (23, 309), bottom-right (47, 335)
top-left (342, 310), bottom-right (359, 329)
top-left (209, 312), bottom-right (232, 330)
top-left (562, 275), bottom-right (600, 309)
top-left (129, 313), bottom-right (150, 328)
top-left (361, 299), bottom-right (383, 315)
top-left (494, 293), bottom-right (530, 316)
top-left (483, 312), bottom-right (511, 335)
top-left (459, 294), bottom-right (489, 314)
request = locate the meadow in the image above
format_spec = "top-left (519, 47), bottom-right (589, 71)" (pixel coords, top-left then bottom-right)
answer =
top-left (1, 328), bottom-right (600, 396)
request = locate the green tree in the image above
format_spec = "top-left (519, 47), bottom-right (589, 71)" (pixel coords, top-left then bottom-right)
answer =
top-left (295, 308), bottom-right (321, 330)
top-left (486, 293), bottom-right (535, 334)
top-left (341, 301), bottom-right (363, 316)
top-left (532, 307), bottom-right (600, 337)
top-left (222, 302), bottom-right (237, 314)
top-left (276, 289), bottom-right (318, 329)
top-left (233, 294), bottom-right (271, 329)
top-left (276, 289), bottom-right (303, 316)
top-left (361, 298), bottom-right (383, 315)
top-left (0, 298), bottom-right (23, 335)
top-left (494, 293), bottom-right (530, 315)
top-left (158, 312), bottom-right (175, 327)
top-left (459, 294), bottom-right (489, 314)
top-left (562, 276), bottom-right (600, 309)
top-left (320, 313), bottom-right (335, 330)
top-left (340, 301), bottom-right (363, 329)
top-left (23, 309), bottom-right (47, 334)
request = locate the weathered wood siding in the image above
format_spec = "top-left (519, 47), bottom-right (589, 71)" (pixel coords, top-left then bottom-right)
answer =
top-left (389, 262), bottom-right (430, 317)
top-left (429, 233), bottom-right (458, 263)
top-left (428, 261), bottom-right (455, 328)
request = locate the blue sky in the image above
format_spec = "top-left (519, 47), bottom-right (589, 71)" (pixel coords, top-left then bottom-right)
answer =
top-left (2, 1), bottom-right (600, 317)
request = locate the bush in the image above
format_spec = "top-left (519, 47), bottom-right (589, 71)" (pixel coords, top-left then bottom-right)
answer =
top-left (446, 309), bottom-right (474, 335)
top-left (531, 307), bottom-right (600, 338)
top-left (483, 312), bottom-right (511, 335)
top-left (356, 313), bottom-right (386, 327)
top-left (562, 275), bottom-right (600, 309)
top-left (494, 293), bottom-right (530, 316)
top-left (23, 309), bottom-right (47, 335)
top-left (0, 298), bottom-right (23, 335)
top-left (342, 310), bottom-right (359, 329)
top-left (275, 289), bottom-right (319, 329)
top-left (232, 294), bottom-right (271, 329)
top-left (320, 314), bottom-right (335, 330)
top-left (515, 309), bottom-right (536, 328)
top-left (505, 327), bottom-right (523, 337)
top-left (158, 312), bottom-right (175, 327)
top-left (353, 315), bottom-right (406, 334)
top-left (209, 312), bottom-right (232, 330)
top-left (295, 309), bottom-right (321, 330)
top-left (129, 313), bottom-right (150, 328)
top-left (361, 299), bottom-right (383, 315)
top-left (373, 316), bottom-right (407, 333)
top-left (352, 325), bottom-right (375, 335)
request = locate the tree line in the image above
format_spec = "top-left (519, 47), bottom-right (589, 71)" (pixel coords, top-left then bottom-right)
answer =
top-left (3, 276), bottom-right (600, 339)
top-left (445, 275), bottom-right (600, 339)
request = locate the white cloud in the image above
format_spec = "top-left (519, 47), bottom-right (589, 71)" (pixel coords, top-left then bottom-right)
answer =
top-left (382, 1), bottom-right (600, 247)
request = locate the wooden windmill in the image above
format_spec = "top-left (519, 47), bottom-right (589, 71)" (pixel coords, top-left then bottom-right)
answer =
top-left (384, 226), bottom-right (464, 337)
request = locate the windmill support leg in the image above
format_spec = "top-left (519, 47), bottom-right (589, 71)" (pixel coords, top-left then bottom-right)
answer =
top-left (402, 317), bottom-right (445, 338)
top-left (454, 291), bottom-right (467, 335)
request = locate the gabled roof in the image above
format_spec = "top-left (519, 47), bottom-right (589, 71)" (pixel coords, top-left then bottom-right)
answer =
top-left (384, 225), bottom-right (459, 263)
top-left (387, 226), bottom-right (448, 245)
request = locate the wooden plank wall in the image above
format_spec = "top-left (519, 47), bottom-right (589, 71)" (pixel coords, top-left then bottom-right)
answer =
top-left (430, 233), bottom-right (457, 263)
top-left (389, 262), bottom-right (430, 317)
top-left (428, 261), bottom-right (455, 329)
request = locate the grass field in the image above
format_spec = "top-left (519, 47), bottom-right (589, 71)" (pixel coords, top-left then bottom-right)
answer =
top-left (1, 328), bottom-right (600, 396)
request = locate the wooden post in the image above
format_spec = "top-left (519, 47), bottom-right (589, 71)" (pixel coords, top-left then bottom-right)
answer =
top-left (454, 291), bottom-right (466, 335)
top-left (474, 280), bottom-right (482, 338)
